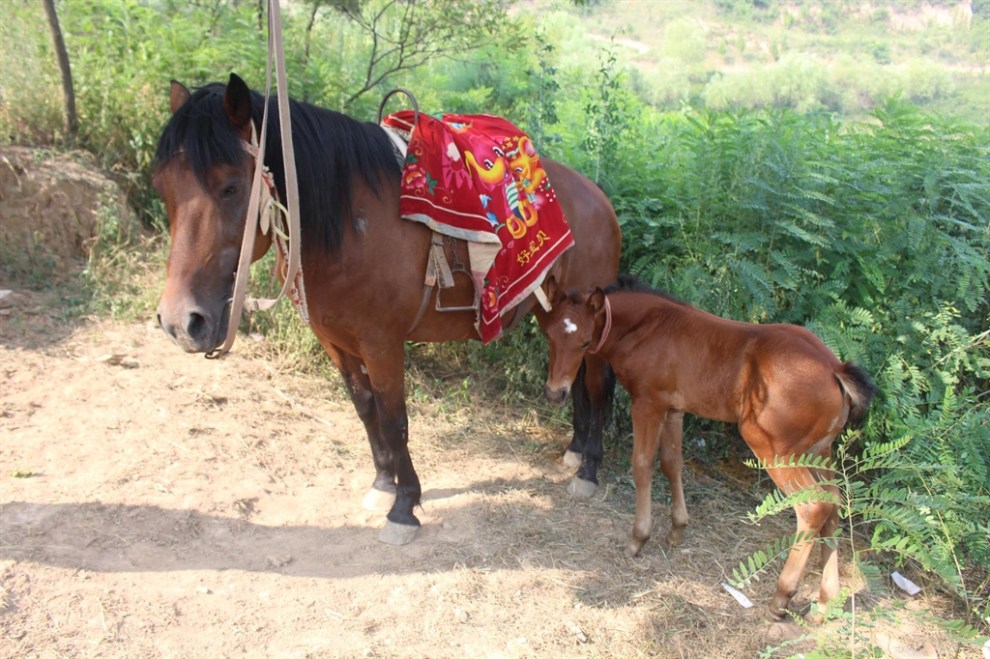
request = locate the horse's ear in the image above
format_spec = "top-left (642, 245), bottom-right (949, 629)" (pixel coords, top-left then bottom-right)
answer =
top-left (587, 288), bottom-right (606, 314)
top-left (169, 80), bottom-right (190, 115)
top-left (544, 275), bottom-right (560, 303)
top-left (223, 73), bottom-right (253, 134)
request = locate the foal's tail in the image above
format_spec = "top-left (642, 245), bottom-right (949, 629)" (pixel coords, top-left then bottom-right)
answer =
top-left (835, 362), bottom-right (877, 428)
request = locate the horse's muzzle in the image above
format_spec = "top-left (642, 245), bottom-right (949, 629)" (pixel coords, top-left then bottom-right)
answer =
top-left (156, 299), bottom-right (228, 354)
top-left (544, 383), bottom-right (570, 407)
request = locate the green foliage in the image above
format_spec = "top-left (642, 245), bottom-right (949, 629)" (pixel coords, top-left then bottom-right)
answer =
top-left (731, 530), bottom-right (818, 589)
top-left (581, 41), bottom-right (631, 190)
top-left (323, 0), bottom-right (522, 110)
top-left (734, 428), bottom-right (989, 652)
top-left (599, 88), bottom-right (988, 640)
top-left (518, 36), bottom-right (561, 150)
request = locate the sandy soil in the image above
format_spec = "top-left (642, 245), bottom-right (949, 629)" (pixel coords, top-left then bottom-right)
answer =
top-left (0, 286), bottom-right (977, 658)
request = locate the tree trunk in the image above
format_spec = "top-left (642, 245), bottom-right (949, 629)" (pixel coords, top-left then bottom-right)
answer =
top-left (42, 0), bottom-right (78, 141)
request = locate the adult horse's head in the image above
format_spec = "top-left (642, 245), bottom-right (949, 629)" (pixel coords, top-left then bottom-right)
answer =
top-left (153, 73), bottom-right (269, 353)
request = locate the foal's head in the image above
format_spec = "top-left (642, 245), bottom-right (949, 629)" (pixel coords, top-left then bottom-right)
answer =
top-left (542, 277), bottom-right (608, 406)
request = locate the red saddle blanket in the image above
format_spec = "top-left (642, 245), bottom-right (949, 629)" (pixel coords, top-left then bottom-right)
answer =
top-left (381, 110), bottom-right (574, 343)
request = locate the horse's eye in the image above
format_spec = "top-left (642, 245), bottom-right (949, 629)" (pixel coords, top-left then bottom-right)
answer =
top-left (221, 184), bottom-right (238, 199)
top-left (581, 341), bottom-right (591, 350)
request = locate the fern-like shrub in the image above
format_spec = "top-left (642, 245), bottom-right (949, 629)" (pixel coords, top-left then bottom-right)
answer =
top-left (614, 100), bottom-right (989, 624)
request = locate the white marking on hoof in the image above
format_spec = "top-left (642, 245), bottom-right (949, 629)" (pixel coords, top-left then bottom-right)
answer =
top-left (379, 520), bottom-right (419, 546)
top-left (561, 450), bottom-right (582, 469)
top-left (566, 477), bottom-right (597, 498)
top-left (362, 488), bottom-right (396, 512)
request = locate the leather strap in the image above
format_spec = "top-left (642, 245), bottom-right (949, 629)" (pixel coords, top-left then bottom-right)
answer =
top-left (208, 0), bottom-right (301, 358)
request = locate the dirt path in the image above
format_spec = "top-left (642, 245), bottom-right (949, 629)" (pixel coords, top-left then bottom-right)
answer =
top-left (0, 293), bottom-right (968, 658)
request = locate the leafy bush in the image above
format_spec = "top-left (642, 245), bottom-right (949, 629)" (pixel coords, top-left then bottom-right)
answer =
top-left (617, 98), bottom-right (989, 618)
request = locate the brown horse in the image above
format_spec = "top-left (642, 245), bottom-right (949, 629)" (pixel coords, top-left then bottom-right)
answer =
top-left (542, 275), bottom-right (875, 620)
top-left (153, 74), bottom-right (620, 544)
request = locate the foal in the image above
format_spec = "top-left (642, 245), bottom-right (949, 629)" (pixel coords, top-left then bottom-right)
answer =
top-left (541, 276), bottom-right (876, 620)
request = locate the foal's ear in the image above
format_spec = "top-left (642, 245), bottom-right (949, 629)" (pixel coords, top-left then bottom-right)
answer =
top-left (587, 288), bottom-right (606, 314)
top-left (224, 73), bottom-right (253, 135)
top-left (544, 275), bottom-right (560, 303)
top-left (169, 80), bottom-right (191, 115)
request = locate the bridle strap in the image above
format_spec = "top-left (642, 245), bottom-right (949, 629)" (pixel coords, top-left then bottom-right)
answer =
top-left (208, 0), bottom-right (301, 359)
top-left (587, 295), bottom-right (612, 355)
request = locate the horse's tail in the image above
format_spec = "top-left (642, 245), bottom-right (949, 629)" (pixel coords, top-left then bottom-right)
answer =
top-left (835, 362), bottom-right (877, 428)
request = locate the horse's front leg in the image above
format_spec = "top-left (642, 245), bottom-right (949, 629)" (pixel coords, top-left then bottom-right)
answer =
top-left (319, 343), bottom-right (397, 511)
top-left (363, 345), bottom-right (422, 546)
top-left (659, 410), bottom-right (689, 546)
top-left (628, 399), bottom-right (664, 557)
top-left (561, 362), bottom-right (589, 469)
top-left (565, 355), bottom-right (616, 498)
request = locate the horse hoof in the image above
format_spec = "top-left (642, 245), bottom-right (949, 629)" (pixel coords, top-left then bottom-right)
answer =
top-left (363, 487), bottom-right (396, 512)
top-left (625, 542), bottom-right (644, 558)
top-left (666, 527), bottom-right (684, 547)
top-left (379, 520), bottom-right (419, 546)
top-left (561, 450), bottom-right (582, 469)
top-left (804, 607), bottom-right (825, 626)
top-left (768, 604), bottom-right (788, 621)
top-left (566, 477), bottom-right (597, 498)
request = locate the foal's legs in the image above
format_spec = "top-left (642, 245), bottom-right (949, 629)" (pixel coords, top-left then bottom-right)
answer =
top-left (812, 501), bottom-right (841, 624)
top-left (659, 411), bottom-right (689, 546)
top-left (627, 400), bottom-right (664, 557)
top-left (745, 424), bottom-right (839, 620)
top-left (565, 355), bottom-right (616, 498)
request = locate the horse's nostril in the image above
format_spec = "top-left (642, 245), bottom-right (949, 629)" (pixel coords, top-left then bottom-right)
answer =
top-left (544, 384), bottom-right (569, 407)
top-left (158, 312), bottom-right (178, 338)
top-left (186, 311), bottom-right (208, 342)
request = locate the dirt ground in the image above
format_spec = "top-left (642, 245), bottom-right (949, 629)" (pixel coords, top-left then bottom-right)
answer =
top-left (0, 146), bottom-right (979, 659)
top-left (1, 283), bottom-right (980, 659)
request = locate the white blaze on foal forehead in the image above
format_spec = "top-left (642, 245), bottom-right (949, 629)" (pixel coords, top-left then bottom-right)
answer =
top-left (563, 318), bottom-right (578, 334)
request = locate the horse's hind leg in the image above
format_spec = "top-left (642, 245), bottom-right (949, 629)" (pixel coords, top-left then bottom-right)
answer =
top-left (810, 501), bottom-right (841, 624)
top-left (659, 411), bottom-right (689, 546)
top-left (566, 355), bottom-right (615, 499)
top-left (762, 461), bottom-right (838, 621)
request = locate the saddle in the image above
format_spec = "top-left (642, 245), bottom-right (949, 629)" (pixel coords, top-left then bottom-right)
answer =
top-left (379, 90), bottom-right (573, 343)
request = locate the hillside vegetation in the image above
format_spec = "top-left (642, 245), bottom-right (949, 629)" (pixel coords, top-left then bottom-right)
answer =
top-left (571, 0), bottom-right (989, 122)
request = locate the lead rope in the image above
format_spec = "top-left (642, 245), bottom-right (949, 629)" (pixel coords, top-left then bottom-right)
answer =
top-left (207, 0), bottom-right (301, 359)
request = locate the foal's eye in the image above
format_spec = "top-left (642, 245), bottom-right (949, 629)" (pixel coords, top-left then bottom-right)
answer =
top-left (581, 341), bottom-right (592, 350)
top-left (220, 184), bottom-right (238, 199)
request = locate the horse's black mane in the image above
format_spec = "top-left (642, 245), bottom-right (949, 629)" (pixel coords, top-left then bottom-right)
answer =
top-left (153, 82), bottom-right (401, 253)
top-left (604, 274), bottom-right (686, 306)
